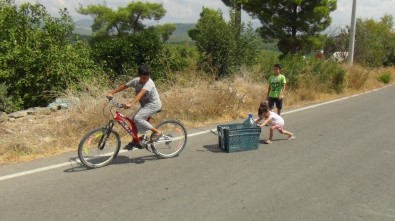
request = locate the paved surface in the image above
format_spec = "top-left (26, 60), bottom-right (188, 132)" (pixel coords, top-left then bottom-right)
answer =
top-left (1, 85), bottom-right (395, 221)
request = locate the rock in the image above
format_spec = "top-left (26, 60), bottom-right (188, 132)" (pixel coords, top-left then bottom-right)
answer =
top-left (47, 97), bottom-right (80, 110)
top-left (15, 115), bottom-right (36, 122)
top-left (0, 112), bottom-right (8, 123)
top-left (48, 103), bottom-right (61, 111)
top-left (8, 110), bottom-right (28, 118)
top-left (26, 107), bottom-right (52, 115)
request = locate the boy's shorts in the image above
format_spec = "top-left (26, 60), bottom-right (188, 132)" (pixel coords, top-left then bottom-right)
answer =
top-left (268, 97), bottom-right (283, 109)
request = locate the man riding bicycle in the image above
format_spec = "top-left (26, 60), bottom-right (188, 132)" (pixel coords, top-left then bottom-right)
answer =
top-left (107, 65), bottom-right (162, 150)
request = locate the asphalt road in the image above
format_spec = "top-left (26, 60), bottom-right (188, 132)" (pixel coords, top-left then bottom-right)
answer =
top-left (1, 85), bottom-right (395, 221)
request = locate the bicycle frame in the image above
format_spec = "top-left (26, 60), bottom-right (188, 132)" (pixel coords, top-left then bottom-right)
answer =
top-left (112, 110), bottom-right (151, 143)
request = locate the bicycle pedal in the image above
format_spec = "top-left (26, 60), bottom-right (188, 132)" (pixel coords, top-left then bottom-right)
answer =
top-left (135, 143), bottom-right (145, 149)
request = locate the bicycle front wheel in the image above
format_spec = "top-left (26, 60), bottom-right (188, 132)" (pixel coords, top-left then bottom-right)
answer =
top-left (151, 119), bottom-right (187, 158)
top-left (78, 127), bottom-right (120, 169)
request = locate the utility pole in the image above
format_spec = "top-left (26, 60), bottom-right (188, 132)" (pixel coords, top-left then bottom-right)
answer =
top-left (347, 0), bottom-right (357, 64)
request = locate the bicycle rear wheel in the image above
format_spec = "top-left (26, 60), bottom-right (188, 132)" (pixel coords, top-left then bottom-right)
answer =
top-left (151, 119), bottom-right (187, 158)
top-left (78, 126), bottom-right (120, 169)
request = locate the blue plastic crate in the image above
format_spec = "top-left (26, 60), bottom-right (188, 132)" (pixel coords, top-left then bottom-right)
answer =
top-left (217, 123), bottom-right (261, 152)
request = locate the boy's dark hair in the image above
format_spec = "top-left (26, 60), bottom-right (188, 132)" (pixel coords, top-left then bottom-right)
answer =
top-left (258, 102), bottom-right (269, 116)
top-left (273, 63), bottom-right (282, 70)
top-left (138, 65), bottom-right (151, 76)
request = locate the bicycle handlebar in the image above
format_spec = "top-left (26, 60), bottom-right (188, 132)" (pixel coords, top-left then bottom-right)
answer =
top-left (107, 97), bottom-right (124, 109)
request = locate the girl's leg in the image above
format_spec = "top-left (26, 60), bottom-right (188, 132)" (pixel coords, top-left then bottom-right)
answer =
top-left (267, 128), bottom-right (274, 143)
top-left (279, 129), bottom-right (295, 140)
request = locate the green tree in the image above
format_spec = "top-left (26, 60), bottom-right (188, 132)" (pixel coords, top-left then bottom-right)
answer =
top-left (188, 8), bottom-right (259, 78)
top-left (241, 0), bottom-right (336, 56)
top-left (77, 2), bottom-right (166, 37)
top-left (78, 2), bottom-right (180, 78)
top-left (0, 1), bottom-right (97, 110)
top-left (221, 0), bottom-right (242, 37)
top-left (155, 23), bottom-right (177, 42)
top-left (326, 15), bottom-right (395, 67)
top-left (91, 28), bottom-right (163, 79)
top-left (354, 15), bottom-right (395, 67)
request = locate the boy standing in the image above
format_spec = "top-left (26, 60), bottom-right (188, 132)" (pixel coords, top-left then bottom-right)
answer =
top-left (267, 63), bottom-right (287, 115)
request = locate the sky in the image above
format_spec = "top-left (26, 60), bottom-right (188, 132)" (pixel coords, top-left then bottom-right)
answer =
top-left (14, 0), bottom-right (395, 30)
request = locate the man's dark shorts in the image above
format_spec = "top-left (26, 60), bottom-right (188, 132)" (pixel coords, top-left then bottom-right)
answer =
top-left (268, 97), bottom-right (283, 110)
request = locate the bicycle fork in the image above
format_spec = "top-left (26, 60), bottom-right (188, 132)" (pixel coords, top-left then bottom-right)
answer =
top-left (98, 121), bottom-right (115, 150)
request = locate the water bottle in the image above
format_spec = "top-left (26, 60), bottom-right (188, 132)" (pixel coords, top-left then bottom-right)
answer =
top-left (243, 113), bottom-right (255, 125)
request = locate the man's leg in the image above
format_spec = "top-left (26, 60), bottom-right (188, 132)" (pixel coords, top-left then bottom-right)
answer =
top-left (276, 98), bottom-right (283, 115)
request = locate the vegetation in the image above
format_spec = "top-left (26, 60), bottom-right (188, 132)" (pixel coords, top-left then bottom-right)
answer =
top-left (326, 14), bottom-right (395, 67)
top-left (239, 0), bottom-right (337, 56)
top-left (188, 8), bottom-right (260, 78)
top-left (0, 1), bottom-right (99, 111)
top-left (77, 2), bottom-right (166, 37)
top-left (378, 72), bottom-right (392, 84)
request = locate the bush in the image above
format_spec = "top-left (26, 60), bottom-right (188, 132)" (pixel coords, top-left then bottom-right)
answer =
top-left (188, 8), bottom-right (260, 78)
top-left (346, 65), bottom-right (369, 90)
top-left (378, 72), bottom-right (392, 84)
top-left (278, 54), bottom-right (307, 90)
top-left (0, 2), bottom-right (99, 110)
top-left (91, 29), bottom-right (164, 79)
top-left (0, 83), bottom-right (20, 113)
top-left (90, 28), bottom-right (190, 81)
top-left (263, 55), bottom-right (346, 93)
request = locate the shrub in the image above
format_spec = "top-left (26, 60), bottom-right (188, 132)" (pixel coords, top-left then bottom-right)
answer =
top-left (0, 2), bottom-right (99, 110)
top-left (378, 72), bottom-right (392, 84)
top-left (346, 65), bottom-right (369, 90)
top-left (188, 8), bottom-right (260, 78)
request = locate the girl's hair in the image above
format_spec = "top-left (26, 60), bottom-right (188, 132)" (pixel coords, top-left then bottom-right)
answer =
top-left (258, 102), bottom-right (269, 116)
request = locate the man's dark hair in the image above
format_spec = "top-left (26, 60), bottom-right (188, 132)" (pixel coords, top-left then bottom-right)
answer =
top-left (138, 65), bottom-right (151, 76)
top-left (273, 63), bottom-right (282, 70)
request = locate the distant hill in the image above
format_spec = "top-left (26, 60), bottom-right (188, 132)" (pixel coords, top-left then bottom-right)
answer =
top-left (73, 19), bottom-right (195, 43)
top-left (74, 19), bottom-right (93, 36)
top-left (167, 23), bottom-right (195, 43)
top-left (72, 21), bottom-right (278, 50)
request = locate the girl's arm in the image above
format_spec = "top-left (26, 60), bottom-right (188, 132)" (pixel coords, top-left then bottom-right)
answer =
top-left (260, 116), bottom-right (272, 127)
top-left (255, 117), bottom-right (263, 124)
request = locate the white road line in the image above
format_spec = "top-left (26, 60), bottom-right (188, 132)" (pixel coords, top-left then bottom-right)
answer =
top-left (0, 161), bottom-right (77, 181)
top-left (0, 84), bottom-right (393, 181)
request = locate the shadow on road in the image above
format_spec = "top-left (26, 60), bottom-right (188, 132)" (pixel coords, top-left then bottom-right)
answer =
top-left (259, 138), bottom-right (289, 144)
top-left (111, 154), bottom-right (159, 165)
top-left (202, 144), bottom-right (225, 153)
top-left (64, 154), bottom-right (160, 173)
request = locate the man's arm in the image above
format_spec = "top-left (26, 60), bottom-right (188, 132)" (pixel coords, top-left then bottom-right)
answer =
top-left (279, 83), bottom-right (286, 100)
top-left (123, 89), bottom-right (148, 109)
top-left (108, 84), bottom-right (128, 97)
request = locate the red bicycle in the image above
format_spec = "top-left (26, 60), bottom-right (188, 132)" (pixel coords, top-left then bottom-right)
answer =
top-left (77, 98), bottom-right (188, 169)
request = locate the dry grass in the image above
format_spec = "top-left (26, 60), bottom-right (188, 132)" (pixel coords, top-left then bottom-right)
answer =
top-left (1, 65), bottom-right (394, 165)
